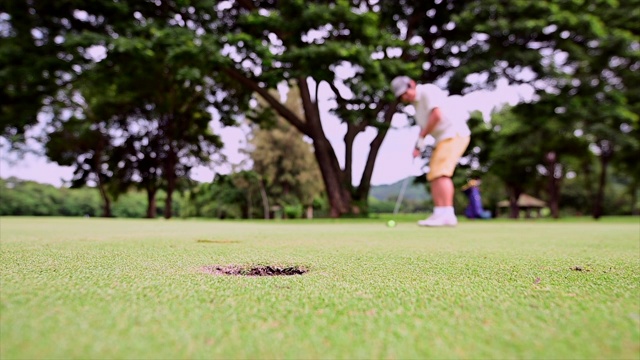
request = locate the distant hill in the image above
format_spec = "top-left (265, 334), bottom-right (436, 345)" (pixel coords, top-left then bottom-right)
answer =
top-left (370, 177), bottom-right (430, 201)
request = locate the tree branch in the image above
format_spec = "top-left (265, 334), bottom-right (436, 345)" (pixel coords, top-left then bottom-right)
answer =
top-left (327, 80), bottom-right (346, 105)
top-left (235, 0), bottom-right (257, 11)
top-left (297, 76), bottom-right (322, 129)
top-left (356, 101), bottom-right (398, 198)
top-left (328, 80), bottom-right (371, 133)
top-left (224, 67), bottom-right (309, 135)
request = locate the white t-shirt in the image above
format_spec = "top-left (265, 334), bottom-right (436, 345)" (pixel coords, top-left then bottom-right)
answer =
top-left (413, 84), bottom-right (471, 143)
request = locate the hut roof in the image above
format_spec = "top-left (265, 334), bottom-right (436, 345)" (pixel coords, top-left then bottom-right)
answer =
top-left (497, 194), bottom-right (547, 208)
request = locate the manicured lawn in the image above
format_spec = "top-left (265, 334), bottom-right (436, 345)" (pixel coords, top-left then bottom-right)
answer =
top-left (1, 216), bottom-right (639, 359)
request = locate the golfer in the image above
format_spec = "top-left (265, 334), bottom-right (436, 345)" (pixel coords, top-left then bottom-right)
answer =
top-left (391, 76), bottom-right (471, 227)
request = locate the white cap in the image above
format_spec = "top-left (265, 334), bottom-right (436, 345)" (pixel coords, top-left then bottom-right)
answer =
top-left (391, 76), bottom-right (412, 97)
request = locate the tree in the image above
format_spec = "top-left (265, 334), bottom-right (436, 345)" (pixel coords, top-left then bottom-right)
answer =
top-left (0, 177), bottom-right (102, 216)
top-left (5, 0), bottom-right (638, 219)
top-left (453, 0), bottom-right (639, 218)
top-left (510, 99), bottom-right (590, 219)
top-left (79, 22), bottom-right (225, 219)
top-left (204, 1), bottom-right (407, 217)
top-left (483, 107), bottom-right (539, 218)
top-left (45, 117), bottom-right (115, 217)
top-left (249, 86), bottom-right (325, 219)
top-left (3, 1), bottom-right (229, 219)
top-left (207, 0), bottom-right (640, 217)
top-left (1, 1), bottom-right (94, 143)
top-left (183, 175), bottom-right (246, 219)
top-left (227, 170), bottom-right (265, 219)
top-left (518, 0), bottom-right (640, 218)
top-left (614, 125), bottom-right (640, 215)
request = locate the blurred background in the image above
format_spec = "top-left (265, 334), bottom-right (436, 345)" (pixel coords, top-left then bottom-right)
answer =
top-left (1, 1), bottom-right (638, 220)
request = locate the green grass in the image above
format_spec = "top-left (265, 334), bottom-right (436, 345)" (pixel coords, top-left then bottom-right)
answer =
top-left (1, 216), bottom-right (639, 359)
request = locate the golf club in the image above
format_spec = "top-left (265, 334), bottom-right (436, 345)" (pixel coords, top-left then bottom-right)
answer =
top-left (392, 146), bottom-right (433, 217)
top-left (393, 175), bottom-right (411, 216)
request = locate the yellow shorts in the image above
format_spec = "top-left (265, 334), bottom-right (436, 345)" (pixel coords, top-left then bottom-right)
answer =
top-left (427, 136), bottom-right (470, 181)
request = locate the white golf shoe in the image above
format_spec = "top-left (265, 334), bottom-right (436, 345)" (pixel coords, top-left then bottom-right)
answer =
top-left (417, 214), bottom-right (458, 227)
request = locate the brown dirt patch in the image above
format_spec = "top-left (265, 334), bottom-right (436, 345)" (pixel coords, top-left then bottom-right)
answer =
top-left (200, 265), bottom-right (308, 276)
top-left (196, 239), bottom-right (241, 244)
top-left (570, 266), bottom-right (591, 272)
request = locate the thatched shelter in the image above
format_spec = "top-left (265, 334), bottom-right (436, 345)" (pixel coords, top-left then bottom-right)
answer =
top-left (497, 194), bottom-right (547, 218)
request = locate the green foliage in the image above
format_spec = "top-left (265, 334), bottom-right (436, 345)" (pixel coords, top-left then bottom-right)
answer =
top-left (0, 178), bottom-right (101, 216)
top-left (3, 1), bottom-right (229, 218)
top-left (283, 204), bottom-right (303, 219)
top-left (0, 1), bottom-right (87, 141)
top-left (249, 86), bottom-right (325, 217)
top-left (367, 177), bottom-right (432, 214)
top-left (110, 191), bottom-right (150, 218)
top-left (77, 22), bottom-right (225, 218)
top-left (369, 177), bottom-right (430, 203)
top-left (0, 177), bottom-right (186, 218)
top-left (2, 0), bottom-right (638, 219)
top-left (367, 197), bottom-right (395, 214)
top-left (181, 175), bottom-right (247, 219)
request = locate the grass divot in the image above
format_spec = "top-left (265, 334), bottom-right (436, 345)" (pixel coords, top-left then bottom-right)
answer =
top-left (196, 239), bottom-right (241, 244)
top-left (201, 265), bottom-right (308, 276)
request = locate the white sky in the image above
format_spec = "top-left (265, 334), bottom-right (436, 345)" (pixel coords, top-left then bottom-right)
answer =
top-left (0, 79), bottom-right (534, 187)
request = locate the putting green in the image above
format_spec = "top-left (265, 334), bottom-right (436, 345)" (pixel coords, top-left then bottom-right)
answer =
top-left (1, 217), bottom-right (638, 359)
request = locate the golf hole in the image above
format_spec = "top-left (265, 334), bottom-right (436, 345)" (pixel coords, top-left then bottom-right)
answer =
top-left (201, 265), bottom-right (308, 276)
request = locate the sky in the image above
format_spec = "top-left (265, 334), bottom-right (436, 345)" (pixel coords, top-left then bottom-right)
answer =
top-left (0, 78), bottom-right (534, 188)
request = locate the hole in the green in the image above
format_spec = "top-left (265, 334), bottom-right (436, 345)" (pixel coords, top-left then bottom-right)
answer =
top-left (201, 265), bottom-right (308, 276)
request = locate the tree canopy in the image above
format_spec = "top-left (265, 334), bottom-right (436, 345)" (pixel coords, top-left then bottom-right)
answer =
top-left (1, 0), bottom-right (638, 218)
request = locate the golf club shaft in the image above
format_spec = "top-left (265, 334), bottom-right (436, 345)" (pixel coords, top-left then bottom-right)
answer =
top-left (393, 175), bottom-right (411, 216)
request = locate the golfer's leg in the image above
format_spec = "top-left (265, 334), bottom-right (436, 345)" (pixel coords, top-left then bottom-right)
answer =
top-left (427, 136), bottom-right (469, 215)
top-left (430, 176), bottom-right (454, 207)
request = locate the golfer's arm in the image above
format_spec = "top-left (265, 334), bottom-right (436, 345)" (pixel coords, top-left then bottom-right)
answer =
top-left (419, 107), bottom-right (441, 138)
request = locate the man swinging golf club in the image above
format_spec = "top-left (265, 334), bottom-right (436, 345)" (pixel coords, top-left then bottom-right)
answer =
top-left (391, 76), bottom-right (471, 227)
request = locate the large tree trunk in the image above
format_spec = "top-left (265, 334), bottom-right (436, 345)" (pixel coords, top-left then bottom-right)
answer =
top-left (312, 114), bottom-right (393, 217)
top-left (581, 159), bottom-right (595, 215)
top-left (313, 137), bottom-right (350, 217)
top-left (298, 79), bottom-right (350, 218)
top-left (93, 138), bottom-right (112, 217)
top-left (593, 156), bottom-right (610, 219)
top-left (593, 141), bottom-right (613, 219)
top-left (545, 151), bottom-right (561, 219)
top-left (164, 187), bottom-right (173, 219)
top-left (302, 80), bottom-right (395, 217)
top-left (246, 188), bottom-right (252, 219)
top-left (353, 103), bottom-right (396, 213)
top-left (146, 188), bottom-right (157, 218)
top-left (164, 151), bottom-right (177, 219)
top-left (227, 69), bottom-right (394, 218)
top-left (507, 186), bottom-right (522, 219)
top-left (97, 182), bottom-right (112, 218)
top-left (631, 182), bottom-right (639, 216)
top-left (259, 179), bottom-right (270, 219)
